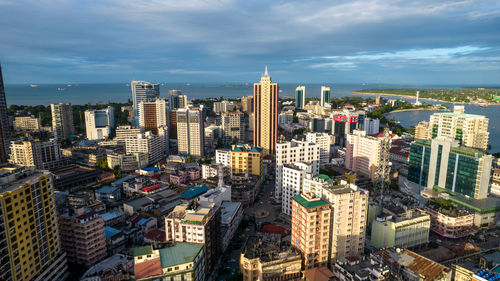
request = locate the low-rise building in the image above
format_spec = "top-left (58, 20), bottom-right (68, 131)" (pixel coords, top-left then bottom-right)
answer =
top-left (107, 152), bottom-right (149, 171)
top-left (424, 199), bottom-right (475, 239)
top-left (104, 226), bottom-right (126, 256)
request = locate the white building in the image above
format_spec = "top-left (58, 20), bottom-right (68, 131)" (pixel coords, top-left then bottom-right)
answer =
top-left (114, 126), bottom-right (143, 144)
top-left (13, 116), bottom-right (40, 131)
top-left (51, 102), bottom-right (74, 139)
top-left (107, 152), bottom-right (148, 171)
top-left (363, 117), bottom-right (380, 135)
top-left (320, 86), bottom-right (331, 107)
top-left (279, 110), bottom-right (294, 125)
top-left (275, 140), bottom-right (320, 202)
top-left (131, 80), bottom-right (160, 123)
top-left (345, 130), bottom-right (388, 182)
top-left (213, 100), bottom-right (236, 114)
top-left (85, 107), bottom-right (115, 140)
top-left (215, 149), bottom-right (231, 167)
top-left (125, 131), bottom-right (165, 165)
top-left (201, 164), bottom-right (218, 179)
top-left (306, 132), bottom-right (331, 166)
top-left (282, 162), bottom-right (313, 215)
top-left (177, 106), bottom-right (204, 158)
top-left (9, 138), bottom-right (62, 169)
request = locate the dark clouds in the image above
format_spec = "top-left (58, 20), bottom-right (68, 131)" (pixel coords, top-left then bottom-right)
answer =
top-left (1, 0), bottom-right (499, 84)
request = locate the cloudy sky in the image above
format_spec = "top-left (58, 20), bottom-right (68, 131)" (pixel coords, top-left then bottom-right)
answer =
top-left (1, 0), bottom-right (499, 84)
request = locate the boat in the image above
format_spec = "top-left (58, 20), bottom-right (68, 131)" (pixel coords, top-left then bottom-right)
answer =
top-left (67, 84), bottom-right (72, 87)
top-left (30, 84), bottom-right (38, 88)
top-left (57, 88), bottom-right (65, 91)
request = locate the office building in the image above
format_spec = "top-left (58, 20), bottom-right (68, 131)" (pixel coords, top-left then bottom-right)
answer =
top-left (0, 65), bottom-right (10, 163)
top-left (320, 86), bottom-right (331, 107)
top-left (9, 138), bottom-right (62, 169)
top-left (363, 117), bottom-right (380, 135)
top-left (231, 144), bottom-right (263, 177)
top-left (13, 116), bottom-right (40, 131)
top-left (331, 109), bottom-right (365, 147)
top-left (275, 140), bottom-right (320, 202)
top-left (345, 130), bottom-right (389, 182)
top-left (282, 162), bottom-right (314, 215)
top-left (165, 203), bottom-right (221, 274)
top-left (291, 193), bottom-right (331, 268)
top-left (295, 85), bottom-right (306, 109)
top-left (177, 106), bottom-right (204, 158)
top-left (138, 98), bottom-right (167, 134)
top-left (241, 95), bottom-right (253, 113)
top-left (114, 125), bottom-right (143, 143)
top-left (168, 90), bottom-right (188, 110)
top-left (51, 102), bottom-right (74, 139)
top-left (134, 244), bottom-right (205, 281)
top-left (85, 106), bottom-right (115, 140)
top-left (306, 132), bottom-right (331, 166)
top-left (0, 166), bottom-right (68, 281)
top-left (168, 110), bottom-right (178, 139)
top-left (213, 100), bottom-right (236, 114)
top-left (408, 137), bottom-right (493, 199)
top-left (125, 131), bottom-right (166, 165)
top-left (222, 110), bottom-right (245, 143)
top-left (253, 67), bottom-right (279, 156)
top-left (371, 209), bottom-right (430, 249)
top-left (428, 106), bottom-right (489, 150)
top-left (131, 80), bottom-right (160, 122)
top-left (59, 210), bottom-right (107, 266)
top-left (415, 121), bottom-right (431, 140)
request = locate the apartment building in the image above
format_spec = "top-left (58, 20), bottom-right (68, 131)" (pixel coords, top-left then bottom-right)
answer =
top-left (330, 109), bottom-right (365, 147)
top-left (215, 149), bottom-right (231, 167)
top-left (222, 110), bottom-right (245, 143)
top-left (9, 138), bottom-right (62, 169)
top-left (282, 162), bottom-right (314, 215)
top-left (51, 102), bottom-right (74, 139)
top-left (13, 116), bottom-right (40, 131)
top-left (125, 131), bottom-right (166, 165)
top-left (345, 130), bottom-right (388, 182)
top-left (306, 132), bottom-right (331, 166)
top-left (177, 106), bottom-right (205, 158)
top-left (424, 202), bottom-right (475, 239)
top-left (231, 144), bottom-right (263, 177)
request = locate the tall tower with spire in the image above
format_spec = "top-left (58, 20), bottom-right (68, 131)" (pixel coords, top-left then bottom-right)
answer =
top-left (0, 65), bottom-right (11, 163)
top-left (253, 66), bottom-right (279, 155)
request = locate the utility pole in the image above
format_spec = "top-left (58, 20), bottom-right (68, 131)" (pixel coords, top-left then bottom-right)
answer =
top-left (376, 127), bottom-right (392, 215)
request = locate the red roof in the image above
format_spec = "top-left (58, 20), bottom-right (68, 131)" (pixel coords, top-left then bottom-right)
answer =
top-left (144, 229), bottom-right (166, 242)
top-left (369, 132), bottom-right (398, 138)
top-left (261, 224), bottom-right (290, 237)
top-left (141, 184), bottom-right (162, 192)
top-left (135, 258), bottom-right (162, 280)
top-left (127, 214), bottom-right (143, 224)
top-left (151, 174), bottom-right (161, 180)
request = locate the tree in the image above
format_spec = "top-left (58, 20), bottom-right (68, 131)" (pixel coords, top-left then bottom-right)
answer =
top-left (112, 165), bottom-right (122, 178)
top-left (97, 158), bottom-right (109, 170)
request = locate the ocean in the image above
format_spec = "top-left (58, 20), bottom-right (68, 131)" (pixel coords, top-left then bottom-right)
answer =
top-left (5, 82), bottom-right (500, 152)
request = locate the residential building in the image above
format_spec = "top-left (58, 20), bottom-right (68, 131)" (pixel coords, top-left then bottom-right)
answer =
top-left (168, 90), bottom-right (188, 110)
top-left (306, 132), bottom-right (331, 166)
top-left (275, 139), bottom-right (320, 201)
top-left (320, 86), bottom-right (331, 107)
top-left (125, 131), bottom-right (166, 165)
top-left (114, 125), bottom-right (143, 143)
top-left (408, 138), bottom-right (493, 199)
top-left (51, 102), bottom-right (74, 139)
top-left (0, 166), bottom-right (68, 281)
top-left (213, 100), bottom-right (236, 113)
top-left (131, 80), bottom-right (160, 123)
top-left (291, 193), bottom-right (331, 268)
top-left (107, 152), bottom-right (148, 171)
top-left (345, 130), bottom-right (389, 182)
top-left (415, 121), bottom-right (431, 140)
top-left (491, 168), bottom-right (500, 197)
top-left (134, 244), bottom-right (205, 281)
top-left (331, 109), bottom-right (365, 147)
top-left (231, 144), bottom-right (263, 177)
top-left (240, 234), bottom-right (302, 281)
top-left (363, 117), bottom-right (380, 135)
top-left (279, 110), bottom-right (294, 125)
top-left (220, 201), bottom-right (244, 252)
top-left (222, 110), bottom-right (245, 143)
top-left (282, 162), bottom-right (314, 215)
top-left (165, 203), bottom-right (221, 274)
top-left (85, 106), bottom-right (115, 140)
top-left (241, 95), bottom-right (253, 113)
top-left (9, 138), bottom-right (62, 169)
top-left (424, 200), bottom-right (475, 239)
top-left (0, 65), bottom-right (10, 163)
top-left (296, 85), bottom-right (306, 108)
top-left (370, 209), bottom-right (430, 249)
top-left (138, 98), bottom-right (167, 134)
top-left (58, 210), bottom-right (107, 266)
top-left (215, 149), bottom-right (231, 167)
top-left (13, 116), bottom-right (40, 131)
top-left (253, 66), bottom-right (279, 156)
top-left (177, 106), bottom-right (204, 158)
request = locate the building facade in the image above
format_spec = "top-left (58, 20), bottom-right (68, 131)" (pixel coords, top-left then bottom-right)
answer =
top-left (296, 85), bottom-right (306, 109)
top-left (345, 130), bottom-right (388, 182)
top-left (213, 100), bottom-right (236, 114)
top-left (363, 117), bottom-right (380, 135)
top-left (231, 144), bottom-right (263, 177)
top-left (0, 65), bottom-right (11, 163)
top-left (306, 132), bottom-right (331, 166)
top-left (424, 203), bottom-right (475, 239)
top-left (51, 102), bottom-right (74, 139)
top-left (222, 110), bottom-right (245, 143)
top-left (331, 109), bottom-right (365, 147)
top-left (125, 131), bottom-right (166, 165)
top-left (9, 138), bottom-right (62, 169)
top-left (168, 90), bottom-right (188, 110)
top-left (131, 80), bottom-right (160, 123)
top-left (138, 98), bottom-right (167, 134)
top-left (177, 106), bottom-right (205, 158)
top-left (320, 86), bottom-right (331, 107)
top-left (241, 95), bottom-right (253, 113)
top-left (253, 67), bottom-right (278, 156)
top-left (85, 107), bottom-right (115, 140)
top-left (13, 116), bottom-right (40, 131)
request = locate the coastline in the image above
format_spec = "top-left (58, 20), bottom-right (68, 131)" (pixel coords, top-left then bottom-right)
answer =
top-left (386, 108), bottom-right (447, 114)
top-left (353, 91), bottom-right (500, 106)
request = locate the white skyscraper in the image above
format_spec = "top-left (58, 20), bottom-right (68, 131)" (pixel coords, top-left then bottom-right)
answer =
top-left (85, 107), bottom-right (115, 140)
top-left (295, 86), bottom-right (306, 109)
top-left (320, 86), bottom-right (331, 107)
top-left (306, 132), bottom-right (331, 166)
top-left (131, 80), bottom-right (160, 123)
top-left (176, 106), bottom-right (205, 158)
top-left (51, 102), bottom-right (74, 139)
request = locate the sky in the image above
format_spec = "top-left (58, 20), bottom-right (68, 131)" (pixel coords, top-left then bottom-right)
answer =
top-left (1, 0), bottom-right (500, 85)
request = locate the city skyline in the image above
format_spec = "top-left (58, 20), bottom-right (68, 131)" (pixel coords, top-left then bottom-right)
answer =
top-left (0, 1), bottom-right (499, 84)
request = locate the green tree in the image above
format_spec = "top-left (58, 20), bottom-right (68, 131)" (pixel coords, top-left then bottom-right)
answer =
top-left (112, 165), bottom-right (122, 178)
top-left (97, 158), bottom-right (109, 170)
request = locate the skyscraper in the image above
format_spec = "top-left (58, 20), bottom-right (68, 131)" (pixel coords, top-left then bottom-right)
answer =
top-left (168, 90), bottom-right (188, 110)
top-left (131, 80), bottom-right (160, 122)
top-left (51, 103), bottom-right (75, 139)
top-left (0, 65), bottom-right (11, 163)
top-left (85, 106), bottom-right (115, 140)
top-left (253, 67), bottom-right (278, 155)
top-left (138, 98), bottom-right (167, 134)
top-left (320, 86), bottom-right (331, 107)
top-left (222, 110), bottom-right (245, 143)
top-left (295, 85), bottom-right (305, 109)
top-left (177, 106), bottom-right (205, 158)
top-left (241, 95), bottom-right (253, 113)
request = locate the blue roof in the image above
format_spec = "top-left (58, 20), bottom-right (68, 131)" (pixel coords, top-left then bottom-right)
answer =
top-left (141, 167), bottom-right (160, 172)
top-left (96, 185), bottom-right (119, 194)
top-left (101, 211), bottom-right (124, 222)
top-left (104, 226), bottom-right (122, 238)
top-left (180, 185), bottom-right (209, 199)
top-left (138, 217), bottom-right (155, 227)
top-left (250, 147), bottom-right (263, 152)
top-left (111, 174), bottom-right (137, 187)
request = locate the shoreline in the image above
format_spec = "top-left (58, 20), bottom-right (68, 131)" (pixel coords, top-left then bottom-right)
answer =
top-left (353, 91), bottom-right (500, 106)
top-left (386, 107), bottom-right (447, 114)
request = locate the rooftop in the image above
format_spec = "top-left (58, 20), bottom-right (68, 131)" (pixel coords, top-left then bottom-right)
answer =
top-left (180, 185), bottom-right (208, 199)
top-left (302, 267), bottom-right (335, 281)
top-left (134, 245), bottom-right (153, 257)
top-left (96, 185), bottom-right (119, 194)
top-left (314, 174), bottom-right (333, 183)
top-left (292, 194), bottom-right (329, 208)
top-left (104, 226), bottom-right (122, 238)
top-left (158, 243), bottom-right (204, 268)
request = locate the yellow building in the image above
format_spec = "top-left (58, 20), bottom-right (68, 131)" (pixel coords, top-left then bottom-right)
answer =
top-left (0, 166), bottom-right (68, 281)
top-left (253, 67), bottom-right (278, 156)
top-left (231, 144), bottom-right (263, 177)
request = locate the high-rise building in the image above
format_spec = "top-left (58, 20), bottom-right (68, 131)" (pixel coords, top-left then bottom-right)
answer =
top-left (291, 193), bottom-right (331, 269)
top-left (168, 111), bottom-right (178, 140)
top-left (51, 102), bottom-right (74, 139)
top-left (295, 86), bottom-right (306, 109)
top-left (282, 162), bottom-right (314, 215)
top-left (408, 137), bottom-right (493, 199)
top-left (320, 86), bottom-right (331, 107)
top-left (345, 130), bottom-right (389, 182)
top-left (168, 90), bottom-right (187, 110)
top-left (114, 125), bottom-right (143, 144)
top-left (0, 65), bottom-right (11, 163)
top-left (85, 106), bottom-right (115, 140)
top-left (176, 106), bottom-right (204, 158)
top-left (13, 116), bottom-right (40, 131)
top-left (222, 110), bottom-right (245, 143)
top-left (428, 106), bottom-right (489, 150)
top-left (275, 140), bottom-right (320, 202)
top-left (415, 121), bottom-right (431, 140)
top-left (125, 131), bottom-right (166, 165)
top-left (363, 117), bottom-right (380, 135)
top-left (138, 98), bottom-right (167, 134)
top-left (253, 67), bottom-right (278, 156)
top-left (241, 95), bottom-right (253, 113)
top-left (231, 144), bottom-right (263, 177)
top-left (131, 80), bottom-right (160, 122)
top-left (331, 109), bottom-right (365, 147)
top-left (0, 166), bottom-right (68, 281)
top-left (306, 132), bottom-right (331, 166)
top-left (9, 138), bottom-right (62, 169)
top-left (58, 210), bottom-right (107, 266)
